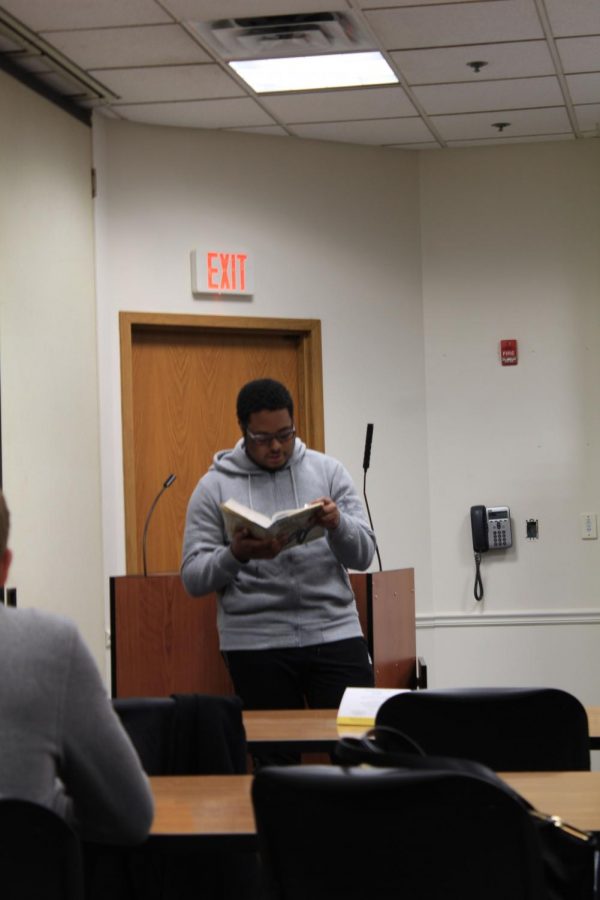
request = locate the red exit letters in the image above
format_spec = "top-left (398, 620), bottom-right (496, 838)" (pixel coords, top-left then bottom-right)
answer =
top-left (207, 252), bottom-right (248, 293)
top-left (191, 249), bottom-right (254, 296)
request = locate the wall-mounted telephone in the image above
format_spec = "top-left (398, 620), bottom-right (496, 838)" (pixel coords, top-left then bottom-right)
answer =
top-left (470, 505), bottom-right (512, 601)
top-left (470, 505), bottom-right (512, 553)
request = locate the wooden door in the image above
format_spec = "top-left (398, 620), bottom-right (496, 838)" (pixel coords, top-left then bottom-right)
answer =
top-left (120, 312), bottom-right (324, 574)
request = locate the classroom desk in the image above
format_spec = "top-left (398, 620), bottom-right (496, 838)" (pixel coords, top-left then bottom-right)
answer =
top-left (150, 774), bottom-right (256, 849)
top-left (504, 771), bottom-right (600, 833)
top-left (243, 706), bottom-right (600, 753)
top-left (149, 771), bottom-right (600, 845)
top-left (242, 708), bottom-right (363, 754)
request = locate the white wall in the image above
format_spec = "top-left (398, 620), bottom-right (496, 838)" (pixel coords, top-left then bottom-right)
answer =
top-left (92, 116), bottom-right (431, 623)
top-left (419, 140), bottom-right (600, 697)
top-left (0, 70), bottom-right (105, 668)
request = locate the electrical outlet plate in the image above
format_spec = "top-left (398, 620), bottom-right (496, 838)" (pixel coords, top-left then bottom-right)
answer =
top-left (580, 513), bottom-right (598, 540)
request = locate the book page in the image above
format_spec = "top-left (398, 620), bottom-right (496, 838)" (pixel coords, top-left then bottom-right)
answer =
top-left (220, 498), bottom-right (271, 529)
top-left (271, 501), bottom-right (323, 524)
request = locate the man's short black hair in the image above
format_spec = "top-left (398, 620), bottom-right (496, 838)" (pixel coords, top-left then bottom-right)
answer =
top-left (236, 379), bottom-right (294, 429)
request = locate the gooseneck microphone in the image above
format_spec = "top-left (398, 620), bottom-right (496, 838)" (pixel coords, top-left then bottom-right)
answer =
top-left (142, 473), bottom-right (176, 576)
top-left (363, 423), bottom-right (373, 471)
top-left (362, 424), bottom-right (382, 571)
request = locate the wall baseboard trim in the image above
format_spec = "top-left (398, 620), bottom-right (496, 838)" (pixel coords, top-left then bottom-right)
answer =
top-left (416, 609), bottom-right (600, 628)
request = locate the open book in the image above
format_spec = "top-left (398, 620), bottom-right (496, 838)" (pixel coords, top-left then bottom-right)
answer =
top-left (337, 687), bottom-right (411, 726)
top-left (220, 498), bottom-right (325, 550)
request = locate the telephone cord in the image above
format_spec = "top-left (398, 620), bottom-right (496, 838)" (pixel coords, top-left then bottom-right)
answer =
top-left (473, 552), bottom-right (484, 601)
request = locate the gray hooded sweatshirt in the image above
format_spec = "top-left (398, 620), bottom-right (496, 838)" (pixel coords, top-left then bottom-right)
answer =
top-left (181, 437), bottom-right (376, 651)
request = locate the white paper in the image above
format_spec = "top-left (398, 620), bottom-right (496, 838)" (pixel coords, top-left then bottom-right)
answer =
top-left (337, 686), bottom-right (410, 724)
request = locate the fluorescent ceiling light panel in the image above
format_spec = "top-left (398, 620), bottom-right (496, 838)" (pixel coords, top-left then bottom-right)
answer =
top-left (229, 52), bottom-right (398, 93)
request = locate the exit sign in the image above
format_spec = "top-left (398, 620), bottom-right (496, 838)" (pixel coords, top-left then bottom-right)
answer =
top-left (191, 249), bottom-right (254, 297)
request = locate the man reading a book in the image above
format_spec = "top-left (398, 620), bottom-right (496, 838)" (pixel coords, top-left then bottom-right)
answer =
top-left (181, 378), bottom-right (375, 722)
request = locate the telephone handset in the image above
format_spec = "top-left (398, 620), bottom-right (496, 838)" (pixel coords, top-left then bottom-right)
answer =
top-left (470, 505), bottom-right (489, 553)
top-left (470, 505), bottom-right (512, 600)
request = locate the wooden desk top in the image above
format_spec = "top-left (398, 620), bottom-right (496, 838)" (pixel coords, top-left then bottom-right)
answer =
top-left (243, 706), bottom-right (600, 750)
top-left (149, 770), bottom-right (600, 843)
top-left (243, 708), bottom-right (363, 750)
top-left (502, 771), bottom-right (600, 833)
top-left (150, 775), bottom-right (255, 848)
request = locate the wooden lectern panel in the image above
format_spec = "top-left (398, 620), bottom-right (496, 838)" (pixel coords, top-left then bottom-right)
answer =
top-left (111, 569), bottom-right (416, 697)
top-left (351, 569), bottom-right (416, 689)
top-left (110, 574), bottom-right (233, 697)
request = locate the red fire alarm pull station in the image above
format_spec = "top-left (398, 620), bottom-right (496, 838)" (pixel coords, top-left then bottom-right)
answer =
top-left (500, 339), bottom-right (518, 366)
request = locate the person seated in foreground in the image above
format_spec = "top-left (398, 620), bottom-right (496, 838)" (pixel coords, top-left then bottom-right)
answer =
top-left (0, 489), bottom-right (153, 845)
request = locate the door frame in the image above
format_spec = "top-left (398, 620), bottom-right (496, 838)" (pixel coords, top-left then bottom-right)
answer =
top-left (119, 311), bottom-right (324, 573)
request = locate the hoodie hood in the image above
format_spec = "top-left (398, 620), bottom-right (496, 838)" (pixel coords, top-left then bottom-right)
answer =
top-left (210, 436), bottom-right (307, 509)
top-left (211, 436), bottom-right (307, 475)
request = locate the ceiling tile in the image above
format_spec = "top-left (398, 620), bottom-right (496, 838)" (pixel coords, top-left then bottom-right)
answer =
top-left (573, 103), bottom-right (600, 133)
top-left (109, 96), bottom-right (275, 128)
top-left (0, 0), bottom-right (171, 30)
top-left (556, 37), bottom-right (600, 74)
top-left (390, 41), bottom-right (554, 84)
top-left (566, 73), bottom-right (600, 105)
top-left (90, 64), bottom-right (243, 103)
top-left (413, 76), bottom-right (564, 115)
top-left (365, 0), bottom-right (543, 50)
top-left (544, 0), bottom-right (600, 38)
top-left (262, 85), bottom-right (416, 123)
top-left (431, 106), bottom-right (572, 140)
top-left (41, 25), bottom-right (210, 69)
top-left (289, 116), bottom-right (433, 145)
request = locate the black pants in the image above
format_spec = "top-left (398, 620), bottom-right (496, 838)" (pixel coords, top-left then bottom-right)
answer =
top-left (224, 637), bottom-right (374, 710)
top-left (224, 637), bottom-right (374, 765)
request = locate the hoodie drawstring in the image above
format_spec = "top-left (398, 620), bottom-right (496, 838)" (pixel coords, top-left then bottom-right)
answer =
top-left (247, 467), bottom-right (299, 511)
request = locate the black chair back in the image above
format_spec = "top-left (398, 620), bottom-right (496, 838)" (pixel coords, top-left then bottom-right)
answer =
top-left (112, 696), bottom-right (175, 774)
top-left (252, 765), bottom-right (546, 900)
top-left (112, 694), bottom-right (248, 775)
top-left (375, 687), bottom-right (590, 771)
top-left (0, 798), bottom-right (84, 900)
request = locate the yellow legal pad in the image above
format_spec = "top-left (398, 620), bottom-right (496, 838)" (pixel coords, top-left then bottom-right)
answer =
top-left (336, 687), bottom-right (410, 726)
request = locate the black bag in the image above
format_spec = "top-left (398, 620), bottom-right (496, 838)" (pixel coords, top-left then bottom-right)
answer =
top-left (335, 726), bottom-right (597, 900)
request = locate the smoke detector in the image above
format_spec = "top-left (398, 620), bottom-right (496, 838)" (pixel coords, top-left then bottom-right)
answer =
top-left (189, 11), bottom-right (374, 60)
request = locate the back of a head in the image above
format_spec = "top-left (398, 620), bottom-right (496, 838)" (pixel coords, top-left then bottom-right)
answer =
top-left (236, 379), bottom-right (294, 429)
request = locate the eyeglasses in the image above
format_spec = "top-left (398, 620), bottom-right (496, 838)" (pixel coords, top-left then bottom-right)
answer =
top-left (246, 426), bottom-right (296, 446)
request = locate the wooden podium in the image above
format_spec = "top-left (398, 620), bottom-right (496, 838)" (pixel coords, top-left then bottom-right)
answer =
top-left (110, 569), bottom-right (416, 698)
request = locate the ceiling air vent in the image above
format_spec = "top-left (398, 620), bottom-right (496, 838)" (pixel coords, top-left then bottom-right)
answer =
top-left (190, 11), bottom-right (374, 60)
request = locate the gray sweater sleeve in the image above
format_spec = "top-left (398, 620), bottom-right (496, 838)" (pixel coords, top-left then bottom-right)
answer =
top-left (326, 460), bottom-right (376, 570)
top-left (58, 628), bottom-right (154, 845)
top-left (180, 478), bottom-right (245, 597)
